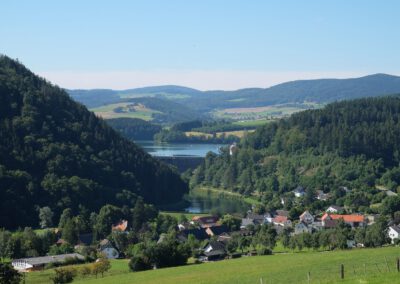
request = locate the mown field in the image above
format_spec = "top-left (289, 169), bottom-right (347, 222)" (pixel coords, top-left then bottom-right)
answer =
top-left (160, 211), bottom-right (209, 220)
top-left (90, 102), bottom-right (159, 120)
top-left (185, 130), bottom-right (255, 139)
top-left (213, 103), bottom-right (324, 121)
top-left (25, 247), bottom-right (400, 284)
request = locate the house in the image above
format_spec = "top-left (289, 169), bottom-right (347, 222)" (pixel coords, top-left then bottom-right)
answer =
top-left (246, 212), bottom-right (271, 224)
top-left (12, 253), bottom-right (84, 272)
top-left (229, 143), bottom-right (238, 156)
top-left (339, 186), bottom-right (351, 193)
top-left (275, 210), bottom-right (289, 217)
top-left (203, 241), bottom-right (226, 261)
top-left (241, 212), bottom-right (271, 229)
top-left (192, 216), bottom-right (219, 228)
top-left (177, 222), bottom-right (191, 231)
top-left (347, 240), bottom-right (356, 248)
top-left (310, 221), bottom-right (324, 231)
top-left (99, 239), bottom-right (119, 259)
top-left (386, 190), bottom-right (398, 197)
top-left (293, 186), bottom-right (305, 198)
top-left (205, 225), bottom-right (229, 237)
top-left (217, 232), bottom-right (232, 244)
top-left (321, 213), bottom-right (365, 228)
top-left (299, 211), bottom-right (314, 224)
top-left (56, 239), bottom-right (68, 246)
top-left (272, 215), bottom-right (292, 227)
top-left (241, 218), bottom-right (256, 229)
top-left (365, 214), bottom-right (380, 225)
top-left (316, 190), bottom-right (330, 201)
top-left (326, 205), bottom-right (344, 214)
top-left (112, 220), bottom-right (128, 232)
top-left (294, 222), bottom-right (312, 235)
top-left (178, 227), bottom-right (209, 241)
top-left (388, 225), bottom-right (400, 244)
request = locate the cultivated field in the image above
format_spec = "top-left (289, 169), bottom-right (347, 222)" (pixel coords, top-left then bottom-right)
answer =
top-left (25, 246), bottom-right (400, 284)
top-left (214, 103), bottom-right (323, 121)
top-left (90, 102), bottom-right (159, 120)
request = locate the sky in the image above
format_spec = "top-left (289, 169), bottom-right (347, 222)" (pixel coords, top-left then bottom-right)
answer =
top-left (1, 0), bottom-right (400, 90)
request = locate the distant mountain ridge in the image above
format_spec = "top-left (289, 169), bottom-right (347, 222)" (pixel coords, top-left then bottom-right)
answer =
top-left (67, 73), bottom-right (400, 111)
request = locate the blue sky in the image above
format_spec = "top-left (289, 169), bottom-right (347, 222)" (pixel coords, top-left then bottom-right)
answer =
top-left (1, 0), bottom-right (399, 90)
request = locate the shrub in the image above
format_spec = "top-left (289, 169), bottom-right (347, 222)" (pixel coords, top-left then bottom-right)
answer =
top-left (51, 267), bottom-right (77, 284)
top-left (129, 256), bottom-right (152, 272)
top-left (256, 247), bottom-right (272, 256)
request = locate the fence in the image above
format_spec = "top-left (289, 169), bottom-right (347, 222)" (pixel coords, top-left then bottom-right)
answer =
top-left (257, 256), bottom-right (400, 284)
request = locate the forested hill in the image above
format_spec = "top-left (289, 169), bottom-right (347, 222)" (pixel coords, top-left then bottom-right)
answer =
top-left (192, 97), bottom-right (400, 212)
top-left (186, 74), bottom-right (400, 110)
top-left (0, 56), bottom-right (188, 229)
top-left (68, 74), bottom-right (400, 111)
top-left (245, 97), bottom-right (400, 165)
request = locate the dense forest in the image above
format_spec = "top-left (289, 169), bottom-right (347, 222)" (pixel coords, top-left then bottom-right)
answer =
top-left (191, 97), bottom-right (400, 213)
top-left (106, 118), bottom-right (162, 140)
top-left (0, 56), bottom-right (188, 229)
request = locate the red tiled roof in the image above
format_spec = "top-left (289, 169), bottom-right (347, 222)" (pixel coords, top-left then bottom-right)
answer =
top-left (322, 213), bottom-right (364, 223)
top-left (273, 215), bottom-right (288, 223)
top-left (192, 216), bottom-right (219, 224)
top-left (112, 220), bottom-right (128, 232)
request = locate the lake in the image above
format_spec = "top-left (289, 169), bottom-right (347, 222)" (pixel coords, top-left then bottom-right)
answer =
top-left (184, 192), bottom-right (250, 214)
top-left (160, 188), bottom-right (251, 215)
top-left (135, 140), bottom-right (227, 157)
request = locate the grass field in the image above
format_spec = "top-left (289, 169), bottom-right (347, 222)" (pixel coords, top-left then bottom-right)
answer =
top-left (214, 103), bottom-right (324, 122)
top-left (193, 186), bottom-right (262, 206)
top-left (160, 211), bottom-right (209, 220)
top-left (185, 130), bottom-right (255, 139)
top-left (233, 120), bottom-right (270, 127)
top-left (25, 247), bottom-right (400, 284)
top-left (90, 102), bottom-right (160, 120)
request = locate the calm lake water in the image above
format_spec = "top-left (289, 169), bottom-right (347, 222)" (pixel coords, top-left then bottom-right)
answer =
top-left (184, 193), bottom-right (250, 214)
top-left (135, 141), bottom-right (245, 214)
top-left (135, 140), bottom-right (226, 157)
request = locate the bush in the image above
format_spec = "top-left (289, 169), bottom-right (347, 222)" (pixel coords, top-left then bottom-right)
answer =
top-left (79, 265), bottom-right (92, 278)
top-left (0, 263), bottom-right (22, 284)
top-left (256, 247), bottom-right (272, 256)
top-left (51, 267), bottom-right (77, 284)
top-left (129, 256), bottom-right (152, 272)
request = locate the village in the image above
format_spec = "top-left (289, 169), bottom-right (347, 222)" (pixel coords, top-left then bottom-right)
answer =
top-left (10, 185), bottom-right (400, 274)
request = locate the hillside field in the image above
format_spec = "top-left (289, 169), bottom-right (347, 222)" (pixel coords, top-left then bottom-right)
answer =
top-left (25, 246), bottom-right (400, 284)
top-left (90, 102), bottom-right (159, 120)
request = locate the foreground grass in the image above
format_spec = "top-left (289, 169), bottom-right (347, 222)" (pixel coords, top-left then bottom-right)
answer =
top-left (26, 247), bottom-right (400, 284)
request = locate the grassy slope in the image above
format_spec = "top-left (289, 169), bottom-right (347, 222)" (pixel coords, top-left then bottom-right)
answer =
top-left (90, 102), bottom-right (159, 120)
top-left (194, 186), bottom-right (262, 206)
top-left (160, 211), bottom-right (209, 219)
top-left (26, 247), bottom-right (400, 284)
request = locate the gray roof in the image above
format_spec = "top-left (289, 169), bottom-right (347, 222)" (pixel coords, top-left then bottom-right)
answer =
top-left (12, 253), bottom-right (84, 266)
top-left (327, 205), bottom-right (344, 211)
top-left (386, 190), bottom-right (398, 197)
top-left (241, 218), bottom-right (255, 227)
top-left (205, 241), bottom-right (226, 251)
top-left (390, 225), bottom-right (400, 234)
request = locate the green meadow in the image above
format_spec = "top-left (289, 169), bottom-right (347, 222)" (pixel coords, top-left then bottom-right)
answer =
top-left (25, 246), bottom-right (400, 284)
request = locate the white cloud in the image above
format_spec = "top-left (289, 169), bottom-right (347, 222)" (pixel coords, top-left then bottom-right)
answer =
top-left (37, 69), bottom-right (373, 91)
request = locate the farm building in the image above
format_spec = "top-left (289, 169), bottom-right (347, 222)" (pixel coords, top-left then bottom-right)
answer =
top-left (12, 253), bottom-right (84, 272)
